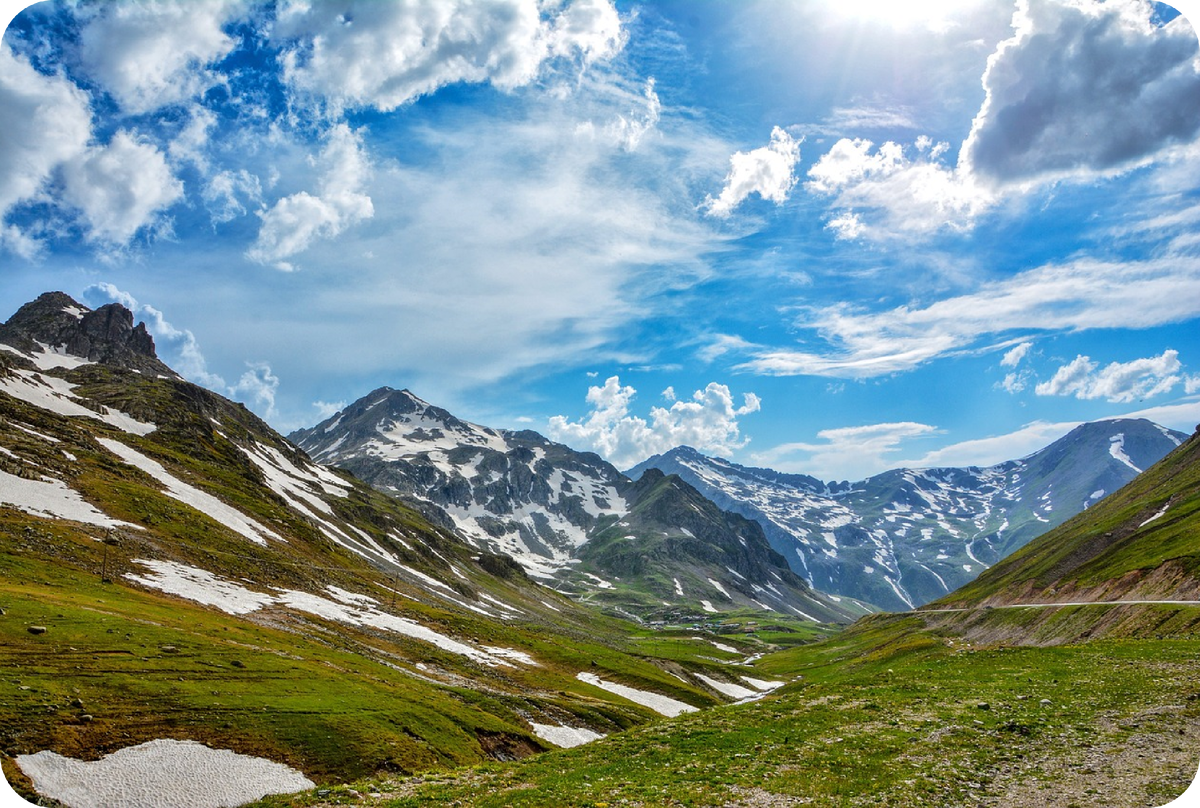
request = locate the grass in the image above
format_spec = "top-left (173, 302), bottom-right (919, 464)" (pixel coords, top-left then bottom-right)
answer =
top-left (253, 613), bottom-right (1200, 807)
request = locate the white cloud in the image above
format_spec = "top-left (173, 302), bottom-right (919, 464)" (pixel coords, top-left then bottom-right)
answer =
top-left (0, 44), bottom-right (92, 221)
top-left (1000, 341), bottom-right (1032, 367)
top-left (1035, 349), bottom-right (1183, 403)
top-left (1187, 375), bottom-right (1200, 395)
top-left (230, 362), bottom-right (280, 420)
top-left (203, 169), bottom-right (264, 225)
top-left (76, 0), bottom-right (245, 114)
top-left (661, 386), bottom-right (676, 402)
top-left (83, 283), bottom-right (223, 389)
top-left (961, 0), bottom-right (1200, 188)
top-left (61, 131), bottom-right (184, 247)
top-left (273, 0), bottom-right (623, 114)
top-left (751, 422), bottom-right (940, 482)
top-left (247, 123), bottom-right (374, 269)
top-left (82, 283), bottom-right (281, 421)
top-left (547, 376), bottom-right (760, 469)
top-left (312, 400), bottom-right (347, 421)
top-left (897, 420), bottom-right (1080, 469)
top-left (706, 127), bottom-right (801, 217)
top-left (806, 137), bottom-right (992, 239)
top-left (608, 78), bottom-right (660, 151)
top-left (736, 254), bottom-right (1200, 378)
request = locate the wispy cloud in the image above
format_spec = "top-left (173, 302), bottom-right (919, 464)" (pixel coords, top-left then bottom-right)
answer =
top-left (751, 422), bottom-right (940, 482)
top-left (735, 255), bottom-right (1200, 379)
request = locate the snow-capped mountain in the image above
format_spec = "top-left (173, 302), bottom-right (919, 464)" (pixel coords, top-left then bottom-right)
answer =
top-left (289, 388), bottom-right (864, 623)
top-left (627, 419), bottom-right (1188, 612)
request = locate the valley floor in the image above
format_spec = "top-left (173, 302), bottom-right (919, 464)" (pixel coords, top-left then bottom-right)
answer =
top-left (256, 608), bottom-right (1200, 808)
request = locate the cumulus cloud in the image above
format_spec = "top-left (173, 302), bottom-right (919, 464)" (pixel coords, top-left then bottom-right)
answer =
top-left (806, 137), bottom-right (991, 238)
top-left (1035, 349), bottom-right (1183, 402)
top-left (0, 45), bottom-right (92, 225)
top-left (706, 127), bottom-right (801, 217)
top-left (751, 422), bottom-right (940, 483)
top-left (273, 0), bottom-right (623, 114)
top-left (1000, 341), bottom-right (1033, 367)
top-left (230, 362), bottom-right (281, 420)
top-left (247, 123), bottom-right (374, 270)
top-left (736, 254), bottom-right (1200, 378)
top-left (61, 131), bottom-right (184, 246)
top-left (961, 0), bottom-right (1200, 188)
top-left (203, 169), bottom-right (264, 225)
top-left (547, 376), bottom-right (761, 469)
top-left (76, 0), bottom-right (245, 114)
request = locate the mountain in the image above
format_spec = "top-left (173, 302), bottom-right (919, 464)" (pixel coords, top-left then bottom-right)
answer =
top-left (935, 423), bottom-right (1200, 610)
top-left (0, 293), bottom-right (799, 799)
top-left (288, 388), bottom-right (866, 624)
top-left (628, 419), bottom-right (1188, 612)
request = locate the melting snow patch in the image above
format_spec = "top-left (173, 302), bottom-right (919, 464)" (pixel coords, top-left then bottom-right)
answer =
top-left (707, 578), bottom-right (731, 599)
top-left (694, 673), bottom-right (757, 701)
top-left (0, 469), bottom-right (139, 529)
top-left (576, 672), bottom-right (697, 717)
top-left (16, 738), bottom-right (314, 808)
top-left (529, 722), bottom-right (605, 748)
top-left (740, 676), bottom-right (785, 692)
top-left (1140, 502), bottom-right (1170, 528)
top-left (1, 370), bottom-right (155, 435)
top-left (673, 578), bottom-right (684, 597)
top-left (1109, 434), bottom-right (1142, 473)
top-left (710, 641), bottom-right (739, 654)
top-left (98, 438), bottom-right (281, 546)
top-left (126, 560), bottom-right (525, 667)
top-left (700, 600), bottom-right (718, 614)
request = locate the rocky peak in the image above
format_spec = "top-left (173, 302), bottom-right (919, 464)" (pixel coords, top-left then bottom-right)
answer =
top-left (0, 291), bottom-right (172, 376)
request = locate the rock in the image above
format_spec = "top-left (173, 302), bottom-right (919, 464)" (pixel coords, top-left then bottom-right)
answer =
top-left (230, 660), bottom-right (246, 668)
top-left (27, 625), bottom-right (47, 635)
top-left (80, 714), bottom-right (93, 723)
top-left (160, 645), bottom-right (179, 654)
top-left (976, 702), bottom-right (990, 710)
top-left (1039, 698), bottom-right (1052, 706)
top-left (70, 697), bottom-right (84, 708)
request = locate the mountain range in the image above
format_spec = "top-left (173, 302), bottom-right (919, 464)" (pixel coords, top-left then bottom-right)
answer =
top-left (628, 420), bottom-right (1186, 611)
top-left (288, 387), bottom-right (865, 623)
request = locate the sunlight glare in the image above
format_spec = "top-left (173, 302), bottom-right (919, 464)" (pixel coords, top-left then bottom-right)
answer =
top-left (831, 0), bottom-right (967, 32)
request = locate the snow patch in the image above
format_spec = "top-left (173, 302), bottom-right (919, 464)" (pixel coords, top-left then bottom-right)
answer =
top-left (694, 673), bottom-right (757, 701)
top-left (1140, 502), bottom-right (1170, 528)
top-left (98, 438), bottom-right (281, 546)
top-left (16, 738), bottom-right (313, 808)
top-left (576, 672), bottom-right (698, 717)
top-left (529, 722), bottom-right (605, 748)
top-left (699, 600), bottom-right (718, 613)
top-left (1, 369), bottom-right (155, 435)
top-left (1109, 434), bottom-right (1142, 473)
top-left (0, 469), bottom-right (139, 529)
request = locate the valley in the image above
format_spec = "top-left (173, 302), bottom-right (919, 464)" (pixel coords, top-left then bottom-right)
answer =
top-left (1, 292), bottom-right (1198, 807)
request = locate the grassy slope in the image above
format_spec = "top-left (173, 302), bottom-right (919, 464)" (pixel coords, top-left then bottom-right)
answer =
top-left (933, 428), bottom-right (1200, 609)
top-left (257, 613), bottom-right (1200, 807)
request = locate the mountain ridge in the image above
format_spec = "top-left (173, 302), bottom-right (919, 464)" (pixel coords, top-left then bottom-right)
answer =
top-left (628, 418), bottom-right (1187, 611)
top-left (288, 386), bottom-right (866, 623)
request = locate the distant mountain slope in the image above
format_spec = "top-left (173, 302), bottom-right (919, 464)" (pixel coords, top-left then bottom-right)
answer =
top-left (569, 469), bottom-right (869, 623)
top-left (629, 419), bottom-right (1187, 611)
top-left (934, 424), bottom-right (1200, 609)
top-left (289, 388), bottom-right (863, 623)
top-left (1, 292), bottom-right (793, 792)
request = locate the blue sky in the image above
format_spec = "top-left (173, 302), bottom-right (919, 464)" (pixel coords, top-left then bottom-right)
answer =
top-left (3, 0), bottom-right (1200, 482)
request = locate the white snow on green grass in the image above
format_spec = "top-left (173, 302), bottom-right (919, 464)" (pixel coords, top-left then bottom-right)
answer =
top-left (576, 672), bottom-right (698, 717)
top-left (125, 559), bottom-right (535, 668)
top-left (529, 722), bottom-right (605, 748)
top-left (694, 673), bottom-right (758, 701)
top-left (16, 738), bottom-right (313, 808)
top-left (97, 438), bottom-right (282, 546)
top-left (0, 468), bottom-right (138, 529)
top-left (0, 368), bottom-right (155, 435)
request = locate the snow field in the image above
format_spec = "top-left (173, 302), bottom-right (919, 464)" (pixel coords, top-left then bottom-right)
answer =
top-left (0, 468), bottom-right (139, 529)
top-left (529, 722), bottom-right (605, 748)
top-left (16, 739), bottom-right (313, 808)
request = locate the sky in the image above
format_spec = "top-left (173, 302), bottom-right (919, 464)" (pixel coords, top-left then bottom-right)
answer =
top-left (3, 0), bottom-right (1200, 483)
